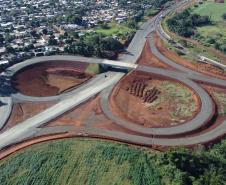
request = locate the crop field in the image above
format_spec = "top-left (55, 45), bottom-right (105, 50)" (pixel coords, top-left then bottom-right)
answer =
top-left (0, 139), bottom-right (161, 185)
top-left (0, 138), bottom-right (226, 185)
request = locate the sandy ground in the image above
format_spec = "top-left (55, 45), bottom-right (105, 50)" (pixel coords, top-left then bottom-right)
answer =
top-left (12, 61), bottom-right (91, 97)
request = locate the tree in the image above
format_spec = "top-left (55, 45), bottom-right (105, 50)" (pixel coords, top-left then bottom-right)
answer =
top-left (66, 14), bottom-right (82, 25)
top-left (48, 36), bottom-right (58, 46)
top-left (222, 13), bottom-right (226, 20)
top-left (23, 44), bottom-right (34, 52)
top-left (101, 37), bottom-right (124, 51)
top-left (167, 10), bottom-right (211, 37)
top-left (42, 28), bottom-right (48, 35)
top-left (6, 45), bottom-right (15, 53)
top-left (126, 19), bottom-right (137, 29)
top-left (0, 34), bottom-right (4, 44)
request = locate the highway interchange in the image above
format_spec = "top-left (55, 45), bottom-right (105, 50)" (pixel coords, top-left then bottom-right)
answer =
top-left (0, 0), bottom-right (226, 150)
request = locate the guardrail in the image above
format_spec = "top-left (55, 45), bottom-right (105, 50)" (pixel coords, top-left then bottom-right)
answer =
top-left (198, 56), bottom-right (226, 70)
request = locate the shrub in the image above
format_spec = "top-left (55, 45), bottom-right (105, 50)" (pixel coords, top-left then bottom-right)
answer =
top-left (222, 13), bottom-right (226, 20)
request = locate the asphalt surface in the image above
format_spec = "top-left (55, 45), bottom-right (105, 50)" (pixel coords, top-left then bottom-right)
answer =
top-left (0, 71), bottom-right (124, 149)
top-left (6, 55), bottom-right (134, 102)
top-left (0, 97), bottom-right (12, 129)
top-left (0, 0), bottom-right (226, 149)
top-left (149, 34), bottom-right (226, 87)
top-left (100, 65), bottom-right (214, 136)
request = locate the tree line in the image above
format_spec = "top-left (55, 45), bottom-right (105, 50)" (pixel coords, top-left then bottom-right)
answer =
top-left (64, 32), bottom-right (124, 59)
top-left (167, 9), bottom-right (211, 37)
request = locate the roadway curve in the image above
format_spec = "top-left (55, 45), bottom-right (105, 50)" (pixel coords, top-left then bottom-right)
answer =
top-left (100, 65), bottom-right (214, 136)
top-left (0, 0), bottom-right (226, 149)
top-left (0, 71), bottom-right (124, 149)
top-left (6, 55), bottom-right (127, 102)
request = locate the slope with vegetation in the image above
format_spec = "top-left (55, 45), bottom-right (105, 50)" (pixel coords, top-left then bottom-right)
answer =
top-left (167, 9), bottom-right (211, 37)
top-left (167, 1), bottom-right (226, 54)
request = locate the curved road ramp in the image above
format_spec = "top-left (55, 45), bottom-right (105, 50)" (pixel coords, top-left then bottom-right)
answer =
top-left (0, 0), bottom-right (226, 151)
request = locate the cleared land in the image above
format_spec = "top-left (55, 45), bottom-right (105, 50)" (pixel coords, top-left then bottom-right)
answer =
top-left (155, 34), bottom-right (226, 79)
top-left (0, 138), bottom-right (225, 185)
top-left (12, 62), bottom-right (99, 97)
top-left (111, 71), bottom-right (198, 128)
top-left (1, 102), bottom-right (56, 132)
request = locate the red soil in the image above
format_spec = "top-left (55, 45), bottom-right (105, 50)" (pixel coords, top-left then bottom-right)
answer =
top-left (138, 40), bottom-right (171, 69)
top-left (0, 133), bottom-right (72, 161)
top-left (154, 33), bottom-right (226, 80)
top-left (46, 95), bottom-right (135, 134)
top-left (1, 101), bottom-right (56, 132)
top-left (110, 71), bottom-right (199, 128)
top-left (12, 61), bottom-right (92, 97)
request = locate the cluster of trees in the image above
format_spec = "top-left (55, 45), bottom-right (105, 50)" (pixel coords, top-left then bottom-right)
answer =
top-left (167, 9), bottom-right (211, 37)
top-left (64, 33), bottom-right (124, 59)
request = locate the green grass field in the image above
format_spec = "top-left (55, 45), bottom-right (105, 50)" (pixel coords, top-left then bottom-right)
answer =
top-left (160, 82), bottom-right (196, 119)
top-left (192, 2), bottom-right (226, 54)
top-left (147, 81), bottom-right (196, 120)
top-left (192, 2), bottom-right (226, 22)
top-left (164, 1), bottom-right (226, 63)
top-left (95, 22), bottom-right (135, 36)
top-left (0, 138), bottom-right (226, 185)
top-left (85, 64), bottom-right (102, 75)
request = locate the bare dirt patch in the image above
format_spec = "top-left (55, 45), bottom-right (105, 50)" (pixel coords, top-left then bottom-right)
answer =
top-left (110, 71), bottom-right (198, 128)
top-left (1, 101), bottom-right (56, 132)
top-left (12, 61), bottom-right (92, 97)
top-left (46, 95), bottom-right (134, 134)
top-left (138, 40), bottom-right (171, 69)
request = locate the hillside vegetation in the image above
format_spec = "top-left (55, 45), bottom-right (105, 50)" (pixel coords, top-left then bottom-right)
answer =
top-left (0, 138), bottom-right (226, 185)
top-left (167, 2), bottom-right (226, 54)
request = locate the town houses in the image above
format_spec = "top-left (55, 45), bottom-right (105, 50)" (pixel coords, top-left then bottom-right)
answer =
top-left (0, 0), bottom-right (153, 68)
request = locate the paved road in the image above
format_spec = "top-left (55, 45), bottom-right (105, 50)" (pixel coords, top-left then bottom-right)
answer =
top-left (100, 65), bottom-right (214, 136)
top-left (80, 121), bottom-right (226, 146)
top-left (149, 35), bottom-right (226, 87)
top-left (0, 72), bottom-right (124, 149)
top-left (3, 55), bottom-right (135, 102)
top-left (0, 97), bottom-right (12, 129)
top-left (0, 0), bottom-right (226, 149)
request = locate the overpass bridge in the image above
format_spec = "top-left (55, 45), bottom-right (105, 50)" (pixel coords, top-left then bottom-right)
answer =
top-left (7, 55), bottom-right (138, 76)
